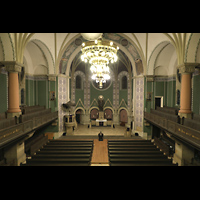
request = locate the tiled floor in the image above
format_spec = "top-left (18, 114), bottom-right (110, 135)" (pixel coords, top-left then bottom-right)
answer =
top-left (69, 124), bottom-right (126, 136)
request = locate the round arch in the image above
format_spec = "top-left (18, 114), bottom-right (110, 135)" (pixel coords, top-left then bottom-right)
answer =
top-left (89, 106), bottom-right (99, 114)
top-left (147, 41), bottom-right (177, 76)
top-left (185, 33), bottom-right (200, 62)
top-left (24, 39), bottom-right (55, 75)
top-left (118, 107), bottom-right (129, 114)
top-left (74, 107), bottom-right (86, 115)
top-left (0, 33), bottom-right (15, 61)
top-left (103, 106), bottom-right (115, 114)
top-left (64, 39), bottom-right (137, 78)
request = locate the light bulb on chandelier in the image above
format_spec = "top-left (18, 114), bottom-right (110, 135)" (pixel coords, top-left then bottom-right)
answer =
top-left (81, 38), bottom-right (119, 88)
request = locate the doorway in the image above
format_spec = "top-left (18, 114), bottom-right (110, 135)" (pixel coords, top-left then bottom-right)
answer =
top-left (120, 109), bottom-right (128, 126)
top-left (155, 96), bottom-right (163, 109)
top-left (75, 109), bottom-right (82, 124)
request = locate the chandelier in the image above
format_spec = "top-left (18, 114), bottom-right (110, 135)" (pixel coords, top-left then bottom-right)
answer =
top-left (81, 39), bottom-right (119, 88)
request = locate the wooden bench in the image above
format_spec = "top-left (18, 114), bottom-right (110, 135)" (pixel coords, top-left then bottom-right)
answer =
top-left (38, 149), bottom-right (92, 154)
top-left (108, 139), bottom-right (176, 166)
top-left (22, 139), bottom-right (94, 166)
top-left (19, 108), bottom-right (51, 123)
top-left (183, 118), bottom-right (200, 131)
top-left (0, 113), bottom-right (6, 120)
top-left (110, 160), bottom-right (176, 166)
top-left (193, 113), bottom-right (200, 122)
top-left (109, 154), bottom-right (168, 159)
top-left (151, 109), bottom-right (180, 123)
top-left (0, 117), bottom-right (17, 130)
top-left (154, 136), bottom-right (174, 157)
top-left (20, 105), bottom-right (45, 115)
top-left (157, 106), bottom-right (179, 115)
top-left (24, 158), bottom-right (90, 166)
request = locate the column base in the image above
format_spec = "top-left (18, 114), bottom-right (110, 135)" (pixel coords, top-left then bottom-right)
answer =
top-left (178, 112), bottom-right (192, 119)
top-left (7, 111), bottom-right (22, 119)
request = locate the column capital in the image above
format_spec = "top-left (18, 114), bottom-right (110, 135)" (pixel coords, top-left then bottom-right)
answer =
top-left (0, 61), bottom-right (23, 73)
top-left (177, 62), bottom-right (200, 74)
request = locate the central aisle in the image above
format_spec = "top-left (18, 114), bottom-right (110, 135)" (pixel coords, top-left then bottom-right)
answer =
top-left (91, 139), bottom-right (109, 166)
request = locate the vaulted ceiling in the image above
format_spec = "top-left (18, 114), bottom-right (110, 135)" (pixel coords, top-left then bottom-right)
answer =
top-left (0, 33), bottom-right (197, 77)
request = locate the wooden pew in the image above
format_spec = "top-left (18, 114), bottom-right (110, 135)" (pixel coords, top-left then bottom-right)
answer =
top-left (0, 113), bottom-right (6, 120)
top-left (183, 118), bottom-right (200, 131)
top-left (25, 158), bottom-right (90, 166)
top-left (22, 139), bottom-right (94, 166)
top-left (193, 113), bottom-right (200, 122)
top-left (25, 134), bottom-right (48, 156)
top-left (19, 108), bottom-right (51, 123)
top-left (108, 139), bottom-right (177, 166)
top-left (151, 109), bottom-right (179, 123)
top-left (0, 117), bottom-right (17, 130)
top-left (21, 105), bottom-right (45, 115)
top-left (157, 106), bottom-right (179, 115)
top-left (109, 159), bottom-right (175, 166)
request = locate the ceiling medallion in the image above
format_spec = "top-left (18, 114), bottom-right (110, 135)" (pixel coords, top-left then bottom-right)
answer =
top-left (81, 38), bottom-right (119, 88)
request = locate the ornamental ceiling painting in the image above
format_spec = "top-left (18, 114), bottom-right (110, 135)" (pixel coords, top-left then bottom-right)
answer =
top-left (59, 33), bottom-right (142, 75)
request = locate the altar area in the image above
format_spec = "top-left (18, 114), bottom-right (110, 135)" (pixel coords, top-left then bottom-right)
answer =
top-left (90, 111), bottom-right (113, 127)
top-left (67, 124), bottom-right (124, 137)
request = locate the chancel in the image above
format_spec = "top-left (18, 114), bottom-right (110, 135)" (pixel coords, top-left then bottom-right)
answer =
top-left (1, 33), bottom-right (200, 166)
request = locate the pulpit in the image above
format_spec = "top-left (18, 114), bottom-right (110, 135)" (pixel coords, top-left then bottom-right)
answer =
top-left (64, 114), bottom-right (77, 134)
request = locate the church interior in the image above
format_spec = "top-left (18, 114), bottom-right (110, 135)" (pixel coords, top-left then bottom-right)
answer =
top-left (1, 33), bottom-right (200, 166)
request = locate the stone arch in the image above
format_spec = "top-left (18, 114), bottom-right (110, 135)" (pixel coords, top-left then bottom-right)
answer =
top-left (23, 39), bottom-right (55, 75)
top-left (103, 106), bottom-right (115, 114)
top-left (71, 70), bottom-right (86, 103)
top-left (147, 41), bottom-right (177, 76)
top-left (185, 33), bottom-right (200, 63)
top-left (74, 107), bottom-right (85, 115)
top-left (0, 33), bottom-right (15, 61)
top-left (117, 71), bottom-right (131, 108)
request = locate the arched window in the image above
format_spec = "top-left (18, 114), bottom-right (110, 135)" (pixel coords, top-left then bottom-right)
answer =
top-left (76, 75), bottom-right (82, 89)
top-left (122, 76), bottom-right (127, 89)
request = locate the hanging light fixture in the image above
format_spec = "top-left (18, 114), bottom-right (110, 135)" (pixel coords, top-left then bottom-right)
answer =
top-left (81, 38), bottom-right (119, 88)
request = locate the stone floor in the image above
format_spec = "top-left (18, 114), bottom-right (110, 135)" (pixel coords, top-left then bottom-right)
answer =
top-left (59, 124), bottom-right (142, 140)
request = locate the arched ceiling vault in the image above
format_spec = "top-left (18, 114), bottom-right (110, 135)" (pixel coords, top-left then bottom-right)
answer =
top-left (5, 33), bottom-right (193, 76)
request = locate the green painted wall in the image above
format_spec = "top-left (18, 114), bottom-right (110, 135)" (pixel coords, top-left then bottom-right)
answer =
top-left (90, 82), bottom-right (113, 104)
top-left (37, 81), bottom-right (47, 107)
top-left (119, 89), bottom-right (127, 105)
top-left (0, 73), bottom-right (7, 113)
top-left (75, 88), bottom-right (84, 104)
top-left (144, 78), bottom-right (176, 113)
top-left (25, 77), bottom-right (58, 112)
top-left (166, 80), bottom-right (176, 107)
top-left (193, 75), bottom-right (200, 114)
top-left (26, 79), bottom-right (35, 106)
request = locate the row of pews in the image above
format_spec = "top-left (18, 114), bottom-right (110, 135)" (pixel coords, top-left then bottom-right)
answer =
top-left (108, 139), bottom-right (177, 166)
top-left (22, 140), bottom-right (94, 166)
top-left (0, 105), bottom-right (58, 147)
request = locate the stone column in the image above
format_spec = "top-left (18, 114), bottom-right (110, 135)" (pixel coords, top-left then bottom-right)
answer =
top-left (2, 61), bottom-right (22, 118)
top-left (178, 63), bottom-right (199, 119)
